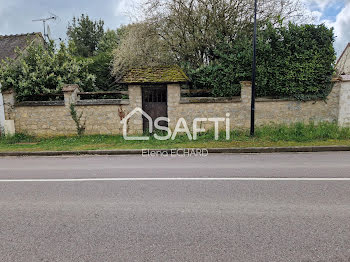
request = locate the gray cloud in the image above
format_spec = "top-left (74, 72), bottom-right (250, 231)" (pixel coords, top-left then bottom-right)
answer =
top-left (301, 0), bottom-right (350, 55)
top-left (0, 0), bottom-right (130, 41)
top-left (329, 2), bottom-right (350, 56)
top-left (0, 0), bottom-right (348, 56)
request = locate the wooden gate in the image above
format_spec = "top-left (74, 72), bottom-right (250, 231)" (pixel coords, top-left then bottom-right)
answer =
top-left (142, 85), bottom-right (168, 133)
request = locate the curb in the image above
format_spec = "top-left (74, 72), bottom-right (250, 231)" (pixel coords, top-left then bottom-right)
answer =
top-left (0, 146), bottom-right (350, 157)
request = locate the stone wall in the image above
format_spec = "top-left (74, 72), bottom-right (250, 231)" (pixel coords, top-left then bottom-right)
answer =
top-left (3, 85), bottom-right (143, 136)
top-left (168, 81), bottom-right (343, 131)
top-left (2, 78), bottom-right (350, 136)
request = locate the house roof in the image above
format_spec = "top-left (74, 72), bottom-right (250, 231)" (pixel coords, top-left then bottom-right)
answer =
top-left (119, 65), bottom-right (190, 84)
top-left (0, 32), bottom-right (43, 62)
top-left (336, 42), bottom-right (350, 65)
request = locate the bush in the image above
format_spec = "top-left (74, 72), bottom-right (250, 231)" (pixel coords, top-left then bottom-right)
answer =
top-left (88, 29), bottom-right (121, 91)
top-left (187, 22), bottom-right (336, 100)
top-left (87, 52), bottom-right (119, 91)
top-left (0, 41), bottom-right (96, 101)
top-left (186, 37), bottom-right (252, 97)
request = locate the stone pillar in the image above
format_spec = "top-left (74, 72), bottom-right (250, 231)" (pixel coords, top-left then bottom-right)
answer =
top-left (127, 85), bottom-right (143, 134)
top-left (128, 85), bottom-right (142, 109)
top-left (167, 84), bottom-right (181, 130)
top-left (1, 89), bottom-right (16, 135)
top-left (338, 75), bottom-right (350, 127)
top-left (240, 81), bottom-right (252, 104)
top-left (2, 88), bottom-right (16, 120)
top-left (63, 84), bottom-right (80, 107)
top-left (167, 84), bottom-right (181, 105)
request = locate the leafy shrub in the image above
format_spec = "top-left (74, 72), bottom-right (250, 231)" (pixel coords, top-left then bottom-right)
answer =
top-left (87, 52), bottom-right (119, 91)
top-left (79, 29), bottom-right (121, 91)
top-left (0, 41), bottom-right (96, 101)
top-left (186, 37), bottom-right (252, 97)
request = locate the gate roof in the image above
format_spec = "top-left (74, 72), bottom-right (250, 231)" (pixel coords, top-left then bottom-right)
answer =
top-left (118, 65), bottom-right (190, 84)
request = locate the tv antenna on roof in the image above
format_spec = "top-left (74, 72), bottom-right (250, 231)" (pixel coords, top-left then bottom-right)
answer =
top-left (32, 13), bottom-right (58, 41)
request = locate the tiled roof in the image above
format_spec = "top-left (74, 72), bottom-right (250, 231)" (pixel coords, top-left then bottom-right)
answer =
top-left (119, 65), bottom-right (190, 84)
top-left (0, 32), bottom-right (43, 62)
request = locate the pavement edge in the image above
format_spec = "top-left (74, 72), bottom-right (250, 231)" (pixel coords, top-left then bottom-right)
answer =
top-left (0, 146), bottom-right (350, 156)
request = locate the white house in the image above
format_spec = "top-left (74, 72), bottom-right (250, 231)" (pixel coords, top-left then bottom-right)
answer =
top-left (336, 43), bottom-right (350, 75)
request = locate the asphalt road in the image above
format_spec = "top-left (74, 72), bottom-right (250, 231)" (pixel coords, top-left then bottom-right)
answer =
top-left (1, 152), bottom-right (350, 261)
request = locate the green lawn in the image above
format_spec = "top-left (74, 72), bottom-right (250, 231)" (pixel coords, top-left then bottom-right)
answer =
top-left (1, 122), bottom-right (350, 152)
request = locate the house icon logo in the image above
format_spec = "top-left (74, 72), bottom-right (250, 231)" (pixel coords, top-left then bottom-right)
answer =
top-left (121, 107), bottom-right (231, 141)
top-left (120, 107), bottom-right (153, 140)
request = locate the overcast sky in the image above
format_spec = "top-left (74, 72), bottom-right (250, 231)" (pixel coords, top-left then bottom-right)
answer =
top-left (0, 0), bottom-right (349, 56)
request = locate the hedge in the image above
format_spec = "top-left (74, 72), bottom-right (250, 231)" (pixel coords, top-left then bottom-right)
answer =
top-left (187, 22), bottom-right (336, 101)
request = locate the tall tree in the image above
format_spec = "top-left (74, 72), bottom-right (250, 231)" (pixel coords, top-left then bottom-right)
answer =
top-left (67, 14), bottom-right (104, 57)
top-left (96, 29), bottom-right (120, 54)
top-left (143, 0), bottom-right (305, 68)
top-left (112, 23), bottom-right (175, 79)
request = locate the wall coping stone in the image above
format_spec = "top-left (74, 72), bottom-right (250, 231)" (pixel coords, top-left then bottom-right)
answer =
top-left (180, 96), bottom-right (241, 104)
top-left (340, 75), bottom-right (350, 82)
top-left (1, 89), bottom-right (15, 95)
top-left (256, 97), bottom-right (328, 102)
top-left (240, 81), bottom-right (252, 85)
top-left (62, 84), bottom-right (80, 92)
top-left (256, 97), bottom-right (296, 102)
top-left (16, 101), bottom-right (65, 107)
top-left (76, 99), bottom-right (129, 106)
